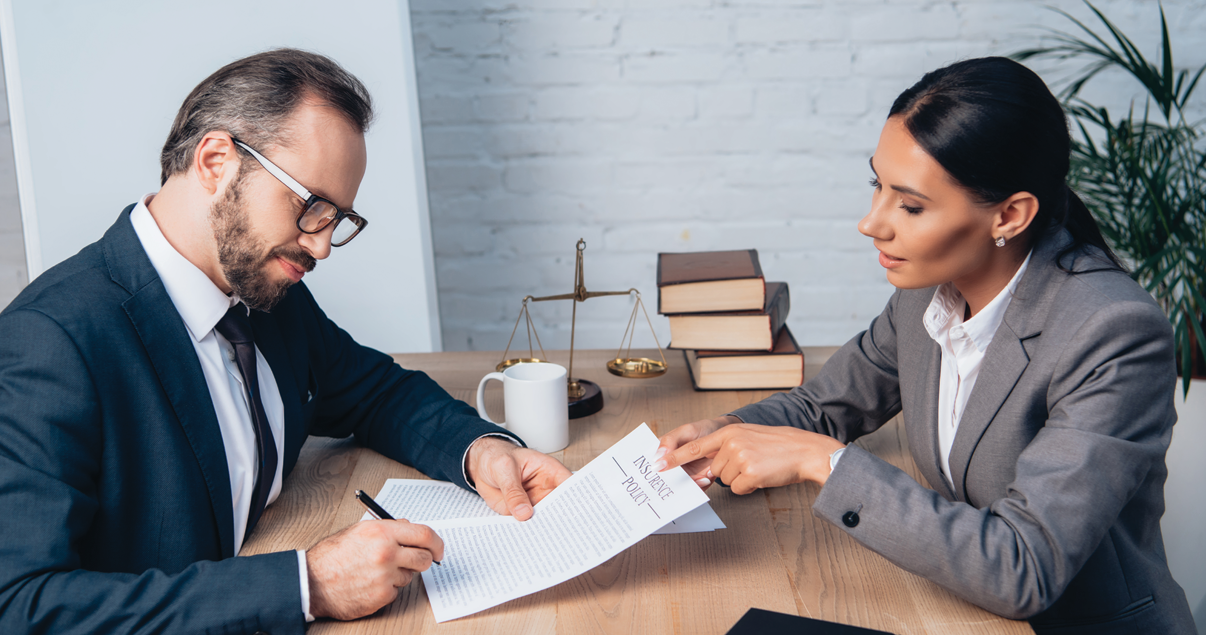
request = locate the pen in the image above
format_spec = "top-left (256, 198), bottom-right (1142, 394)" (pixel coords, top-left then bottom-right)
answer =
top-left (355, 489), bottom-right (441, 566)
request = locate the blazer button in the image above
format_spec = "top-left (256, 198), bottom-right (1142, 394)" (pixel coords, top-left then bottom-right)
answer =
top-left (842, 511), bottom-right (860, 527)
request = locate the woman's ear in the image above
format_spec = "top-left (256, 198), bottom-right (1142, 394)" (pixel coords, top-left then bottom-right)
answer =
top-left (993, 191), bottom-right (1039, 243)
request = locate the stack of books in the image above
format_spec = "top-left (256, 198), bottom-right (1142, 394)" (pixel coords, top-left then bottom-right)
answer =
top-left (657, 249), bottom-right (804, 391)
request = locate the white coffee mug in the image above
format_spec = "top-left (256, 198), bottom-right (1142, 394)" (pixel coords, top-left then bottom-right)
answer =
top-left (476, 362), bottom-right (570, 454)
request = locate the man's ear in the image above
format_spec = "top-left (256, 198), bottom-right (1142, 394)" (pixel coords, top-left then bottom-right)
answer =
top-left (193, 132), bottom-right (240, 195)
top-left (993, 191), bottom-right (1039, 243)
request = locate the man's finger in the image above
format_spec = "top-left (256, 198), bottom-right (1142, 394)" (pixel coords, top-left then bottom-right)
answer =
top-left (396, 545), bottom-right (435, 573)
top-left (523, 451), bottom-right (572, 487)
top-left (524, 456), bottom-right (572, 505)
top-left (384, 521), bottom-right (444, 562)
top-left (390, 569), bottom-right (414, 591)
top-left (488, 456), bottom-right (535, 521)
top-left (504, 486), bottom-right (534, 520)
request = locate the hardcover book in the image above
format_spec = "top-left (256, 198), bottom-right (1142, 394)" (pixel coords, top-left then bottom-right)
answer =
top-left (667, 282), bottom-right (789, 351)
top-left (657, 249), bottom-right (765, 314)
top-left (684, 326), bottom-right (804, 391)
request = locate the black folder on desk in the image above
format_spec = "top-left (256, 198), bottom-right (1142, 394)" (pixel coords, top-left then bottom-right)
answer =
top-left (726, 608), bottom-right (894, 634)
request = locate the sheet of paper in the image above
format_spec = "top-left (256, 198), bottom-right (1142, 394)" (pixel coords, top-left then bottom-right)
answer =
top-left (651, 500), bottom-right (725, 534)
top-left (364, 479), bottom-right (497, 522)
top-left (417, 423), bottom-right (710, 622)
top-left (365, 477), bottom-right (725, 534)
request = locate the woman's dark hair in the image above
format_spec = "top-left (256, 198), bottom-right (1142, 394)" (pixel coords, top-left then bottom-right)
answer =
top-left (889, 56), bottom-right (1120, 270)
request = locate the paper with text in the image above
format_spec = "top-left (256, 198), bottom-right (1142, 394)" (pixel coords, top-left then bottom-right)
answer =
top-left (365, 479), bottom-right (724, 534)
top-left (651, 501), bottom-right (725, 534)
top-left (417, 423), bottom-right (710, 622)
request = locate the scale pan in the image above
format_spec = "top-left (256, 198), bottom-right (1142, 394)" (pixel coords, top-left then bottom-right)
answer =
top-left (496, 358), bottom-right (546, 372)
top-left (607, 357), bottom-right (667, 378)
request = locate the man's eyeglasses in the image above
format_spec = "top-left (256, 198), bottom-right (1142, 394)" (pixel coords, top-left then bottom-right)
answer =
top-left (232, 138), bottom-right (367, 247)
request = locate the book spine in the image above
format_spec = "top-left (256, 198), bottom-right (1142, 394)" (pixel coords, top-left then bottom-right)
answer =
top-left (748, 249), bottom-right (763, 279)
top-left (656, 254), bottom-right (664, 313)
top-left (683, 349), bottom-right (705, 392)
top-left (764, 283), bottom-right (790, 351)
top-left (790, 328), bottom-right (805, 386)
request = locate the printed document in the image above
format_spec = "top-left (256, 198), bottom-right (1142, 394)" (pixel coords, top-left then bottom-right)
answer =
top-left (366, 478), bottom-right (724, 534)
top-left (414, 423), bottom-right (710, 622)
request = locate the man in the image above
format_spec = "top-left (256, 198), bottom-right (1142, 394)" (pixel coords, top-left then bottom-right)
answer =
top-left (0, 49), bottom-right (570, 633)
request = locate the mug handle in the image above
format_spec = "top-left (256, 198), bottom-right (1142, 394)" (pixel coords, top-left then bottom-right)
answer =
top-left (476, 372), bottom-right (507, 427)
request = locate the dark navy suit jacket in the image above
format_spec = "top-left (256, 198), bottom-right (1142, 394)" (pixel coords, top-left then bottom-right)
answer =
top-left (0, 207), bottom-right (513, 634)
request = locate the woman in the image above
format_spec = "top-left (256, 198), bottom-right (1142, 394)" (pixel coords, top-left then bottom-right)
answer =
top-left (654, 57), bottom-right (1195, 634)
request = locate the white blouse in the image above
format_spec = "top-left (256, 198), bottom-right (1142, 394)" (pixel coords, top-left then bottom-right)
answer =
top-left (923, 251), bottom-right (1032, 487)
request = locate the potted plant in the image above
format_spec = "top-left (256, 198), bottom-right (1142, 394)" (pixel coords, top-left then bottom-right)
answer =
top-left (1013, 2), bottom-right (1206, 396)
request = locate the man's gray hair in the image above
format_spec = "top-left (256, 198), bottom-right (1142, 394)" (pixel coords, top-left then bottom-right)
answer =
top-left (159, 48), bottom-right (373, 185)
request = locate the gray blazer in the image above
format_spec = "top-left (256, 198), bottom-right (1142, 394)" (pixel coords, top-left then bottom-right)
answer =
top-left (732, 229), bottom-right (1195, 634)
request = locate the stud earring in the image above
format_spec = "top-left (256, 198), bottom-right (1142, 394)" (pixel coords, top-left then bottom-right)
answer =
top-left (995, 236), bottom-right (1006, 247)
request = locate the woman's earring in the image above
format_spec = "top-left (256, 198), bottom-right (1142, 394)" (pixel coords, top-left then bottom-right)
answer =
top-left (995, 236), bottom-right (1006, 247)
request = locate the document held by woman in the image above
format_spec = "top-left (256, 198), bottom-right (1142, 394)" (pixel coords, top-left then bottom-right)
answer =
top-left (418, 423), bottom-right (710, 622)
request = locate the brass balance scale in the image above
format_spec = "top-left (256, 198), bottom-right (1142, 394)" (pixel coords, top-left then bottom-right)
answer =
top-left (497, 239), bottom-right (668, 419)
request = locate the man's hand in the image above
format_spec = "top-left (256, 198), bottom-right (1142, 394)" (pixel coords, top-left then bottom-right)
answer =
top-left (653, 416), bottom-right (740, 489)
top-left (466, 436), bottom-right (571, 521)
top-left (654, 423), bottom-right (845, 494)
top-left (306, 519), bottom-right (444, 621)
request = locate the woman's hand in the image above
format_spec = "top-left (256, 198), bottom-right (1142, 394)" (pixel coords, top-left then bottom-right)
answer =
top-left (655, 423), bottom-right (846, 494)
top-left (654, 416), bottom-right (741, 489)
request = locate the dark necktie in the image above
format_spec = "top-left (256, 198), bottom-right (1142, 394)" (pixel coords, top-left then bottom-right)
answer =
top-left (214, 303), bottom-right (278, 542)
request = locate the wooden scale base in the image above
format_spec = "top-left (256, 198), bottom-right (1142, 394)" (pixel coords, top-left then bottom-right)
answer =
top-left (568, 379), bottom-right (604, 419)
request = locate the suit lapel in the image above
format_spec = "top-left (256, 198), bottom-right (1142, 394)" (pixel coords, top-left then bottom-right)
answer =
top-left (910, 341), bottom-right (957, 500)
top-left (947, 325), bottom-right (1029, 501)
top-left (104, 208), bottom-right (236, 559)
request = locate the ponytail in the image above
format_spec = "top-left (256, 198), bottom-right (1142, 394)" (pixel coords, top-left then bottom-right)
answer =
top-left (1051, 185), bottom-right (1125, 272)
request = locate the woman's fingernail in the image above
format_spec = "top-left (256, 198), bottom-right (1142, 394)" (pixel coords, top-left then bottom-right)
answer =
top-left (654, 447), bottom-right (667, 460)
top-left (706, 468), bottom-right (714, 480)
top-left (652, 460), bottom-right (667, 471)
top-left (695, 478), bottom-right (711, 487)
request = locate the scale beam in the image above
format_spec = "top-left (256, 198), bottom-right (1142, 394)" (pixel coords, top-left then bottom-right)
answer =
top-left (526, 289), bottom-right (636, 304)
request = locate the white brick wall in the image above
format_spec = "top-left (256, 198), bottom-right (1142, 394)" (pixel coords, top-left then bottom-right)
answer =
top-left (411, 0), bottom-right (1206, 352)
top-left (1, 1), bottom-right (1204, 343)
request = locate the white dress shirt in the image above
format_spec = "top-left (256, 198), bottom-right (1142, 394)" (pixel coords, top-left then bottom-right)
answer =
top-left (924, 251), bottom-right (1031, 488)
top-left (129, 195), bottom-right (313, 618)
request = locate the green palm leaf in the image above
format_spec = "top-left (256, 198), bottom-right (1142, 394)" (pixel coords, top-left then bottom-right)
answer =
top-left (1013, 1), bottom-right (1206, 395)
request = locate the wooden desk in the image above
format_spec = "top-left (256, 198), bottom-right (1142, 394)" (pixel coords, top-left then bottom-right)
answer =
top-left (242, 349), bottom-right (1033, 635)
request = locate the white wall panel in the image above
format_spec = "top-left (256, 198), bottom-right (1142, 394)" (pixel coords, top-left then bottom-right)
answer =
top-left (1, 0), bottom-right (440, 353)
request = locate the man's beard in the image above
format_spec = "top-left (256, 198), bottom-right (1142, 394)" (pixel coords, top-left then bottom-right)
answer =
top-left (209, 172), bottom-right (317, 312)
